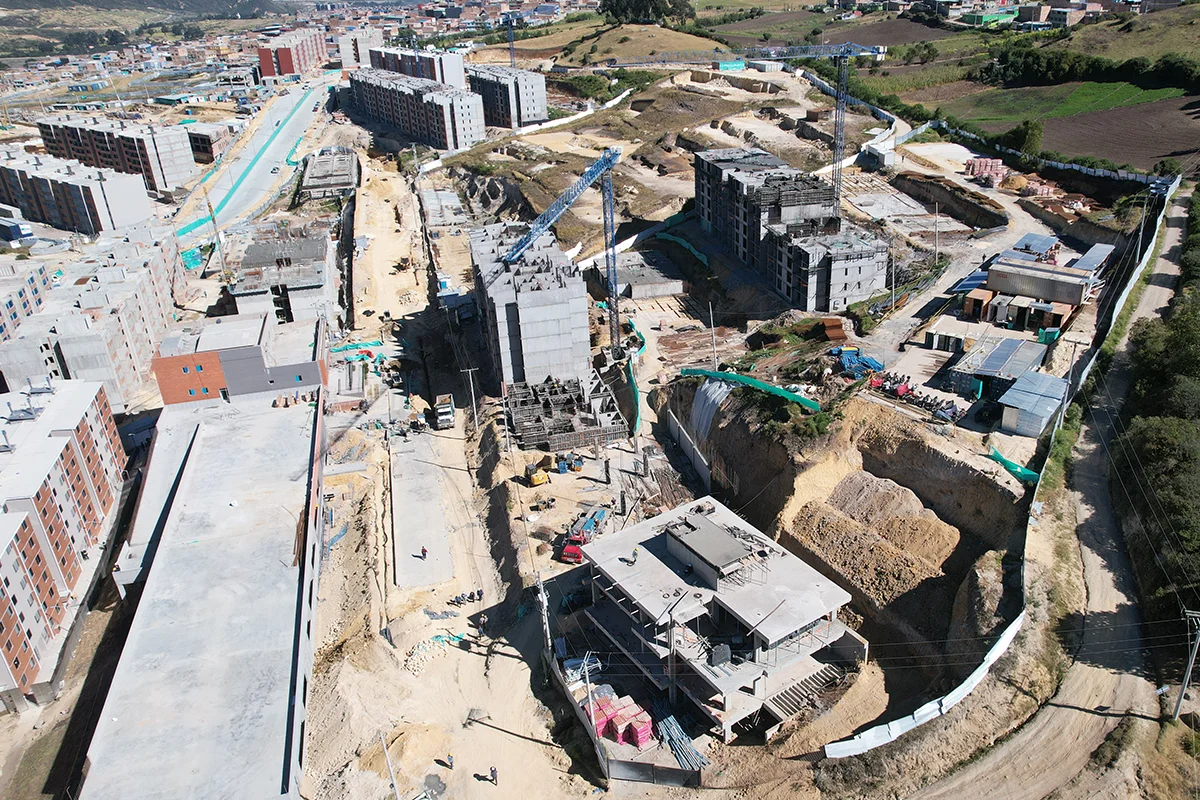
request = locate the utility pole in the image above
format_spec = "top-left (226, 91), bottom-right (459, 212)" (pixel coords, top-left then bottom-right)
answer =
top-left (1173, 610), bottom-right (1200, 720)
top-left (378, 730), bottom-right (402, 800)
top-left (459, 367), bottom-right (479, 432)
top-left (890, 244), bottom-right (895, 314)
top-left (708, 300), bottom-right (718, 370)
top-left (934, 202), bottom-right (940, 269)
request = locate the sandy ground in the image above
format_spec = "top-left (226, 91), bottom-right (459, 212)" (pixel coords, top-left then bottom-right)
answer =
top-left (352, 161), bottom-right (426, 322)
top-left (915, 189), bottom-right (1193, 800)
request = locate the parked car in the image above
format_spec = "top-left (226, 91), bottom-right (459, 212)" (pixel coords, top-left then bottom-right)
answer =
top-left (270, 166), bottom-right (280, 174)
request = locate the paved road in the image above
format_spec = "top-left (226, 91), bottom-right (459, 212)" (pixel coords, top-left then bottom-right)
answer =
top-left (390, 430), bottom-right (459, 589)
top-left (915, 189), bottom-right (1190, 799)
top-left (177, 77), bottom-right (333, 244)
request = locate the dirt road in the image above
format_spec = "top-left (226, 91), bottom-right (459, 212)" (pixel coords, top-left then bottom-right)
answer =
top-left (914, 189), bottom-right (1190, 799)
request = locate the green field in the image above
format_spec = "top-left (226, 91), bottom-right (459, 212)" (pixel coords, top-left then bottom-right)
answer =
top-left (859, 64), bottom-right (972, 95)
top-left (938, 81), bottom-right (1187, 125)
top-left (1047, 4), bottom-right (1200, 61)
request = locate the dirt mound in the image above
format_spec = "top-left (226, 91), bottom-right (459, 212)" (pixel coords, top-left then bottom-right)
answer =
top-left (945, 552), bottom-right (1007, 679)
top-left (827, 471), bottom-right (962, 569)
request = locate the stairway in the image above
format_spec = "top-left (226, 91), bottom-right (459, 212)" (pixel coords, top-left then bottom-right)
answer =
top-left (764, 664), bottom-right (844, 720)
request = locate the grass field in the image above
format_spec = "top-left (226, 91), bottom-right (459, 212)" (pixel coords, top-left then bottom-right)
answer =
top-left (859, 63), bottom-right (973, 95)
top-left (937, 81), bottom-right (1187, 125)
top-left (558, 24), bottom-right (727, 64)
top-left (1047, 4), bottom-right (1200, 61)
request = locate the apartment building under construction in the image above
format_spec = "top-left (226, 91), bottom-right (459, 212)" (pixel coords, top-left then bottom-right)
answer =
top-left (349, 68), bottom-right (485, 151)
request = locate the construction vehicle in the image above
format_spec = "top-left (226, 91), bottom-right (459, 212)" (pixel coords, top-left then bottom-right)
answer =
top-left (559, 506), bottom-right (609, 564)
top-left (525, 463), bottom-right (549, 487)
top-left (434, 394), bottom-right (455, 430)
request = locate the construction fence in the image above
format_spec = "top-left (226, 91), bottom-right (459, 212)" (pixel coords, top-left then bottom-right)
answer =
top-left (823, 173), bottom-right (1182, 759)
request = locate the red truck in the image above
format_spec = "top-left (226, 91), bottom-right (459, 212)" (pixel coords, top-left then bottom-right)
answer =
top-left (558, 507), bottom-right (609, 564)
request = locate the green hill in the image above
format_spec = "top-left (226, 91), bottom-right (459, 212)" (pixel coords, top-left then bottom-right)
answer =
top-left (1047, 4), bottom-right (1200, 61)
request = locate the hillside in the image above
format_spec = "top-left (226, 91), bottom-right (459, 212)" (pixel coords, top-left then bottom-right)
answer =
top-left (0, 0), bottom-right (275, 16)
top-left (1047, 3), bottom-right (1200, 61)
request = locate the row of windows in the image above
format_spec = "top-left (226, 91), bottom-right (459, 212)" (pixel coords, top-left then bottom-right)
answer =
top-left (181, 364), bottom-right (204, 374)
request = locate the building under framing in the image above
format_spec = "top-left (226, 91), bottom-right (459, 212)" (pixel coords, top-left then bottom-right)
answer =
top-left (506, 374), bottom-right (625, 451)
top-left (580, 497), bottom-right (868, 743)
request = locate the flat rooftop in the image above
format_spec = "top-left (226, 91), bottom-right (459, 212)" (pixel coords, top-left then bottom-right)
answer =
top-left (81, 396), bottom-right (317, 800)
top-left (582, 497), bottom-right (850, 645)
top-left (0, 380), bottom-right (102, 474)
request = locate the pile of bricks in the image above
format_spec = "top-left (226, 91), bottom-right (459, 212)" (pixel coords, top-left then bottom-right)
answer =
top-left (1021, 182), bottom-right (1053, 197)
top-left (966, 157), bottom-right (1007, 182)
top-left (585, 694), bottom-right (656, 748)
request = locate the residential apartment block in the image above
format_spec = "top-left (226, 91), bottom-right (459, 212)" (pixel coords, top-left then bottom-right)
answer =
top-left (183, 120), bottom-right (245, 164)
top-left (466, 65), bottom-right (548, 128)
top-left (349, 68), bottom-right (485, 151)
top-left (0, 226), bottom-right (182, 413)
top-left (36, 115), bottom-right (198, 195)
top-left (81, 392), bottom-right (323, 799)
top-left (471, 221), bottom-right (590, 388)
top-left (152, 314), bottom-right (327, 405)
top-left (0, 379), bottom-right (126, 712)
top-left (0, 260), bottom-right (52, 343)
top-left (337, 27), bottom-right (384, 68)
top-left (695, 147), bottom-right (887, 312)
top-left (368, 46), bottom-right (467, 88)
top-left (258, 28), bottom-right (327, 78)
top-left (0, 148), bottom-right (154, 234)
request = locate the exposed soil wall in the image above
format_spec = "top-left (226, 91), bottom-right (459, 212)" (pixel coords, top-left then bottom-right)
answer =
top-left (1017, 197), bottom-right (1133, 250)
top-left (892, 173), bottom-right (1007, 230)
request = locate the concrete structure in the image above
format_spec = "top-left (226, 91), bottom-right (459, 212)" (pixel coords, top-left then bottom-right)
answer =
top-left (580, 497), bottom-right (867, 742)
top-left (184, 120), bottom-right (245, 164)
top-left (152, 314), bottom-right (327, 405)
top-left (300, 146), bottom-right (359, 201)
top-left (586, 250), bottom-right (685, 299)
top-left (258, 28), bottom-right (326, 78)
top-left (229, 232), bottom-right (337, 323)
top-left (0, 226), bottom-right (182, 413)
top-left (986, 238), bottom-right (1112, 308)
top-left (349, 69), bottom-right (485, 151)
top-left (36, 115), bottom-right (199, 195)
top-left (466, 64), bottom-right (548, 128)
top-left (471, 221), bottom-right (589, 388)
top-left (337, 27), bottom-right (384, 69)
top-left (695, 147), bottom-right (887, 311)
top-left (0, 380), bottom-right (125, 712)
top-left (368, 46), bottom-right (467, 88)
top-left (764, 225), bottom-right (889, 312)
top-left (0, 259), bottom-right (52, 344)
top-left (998, 370), bottom-right (1067, 436)
top-left (80, 392), bottom-right (324, 799)
top-left (0, 148), bottom-right (154, 234)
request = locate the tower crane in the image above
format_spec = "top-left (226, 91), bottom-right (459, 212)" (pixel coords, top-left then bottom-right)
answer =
top-left (500, 147), bottom-right (624, 357)
top-left (507, 17), bottom-right (516, 68)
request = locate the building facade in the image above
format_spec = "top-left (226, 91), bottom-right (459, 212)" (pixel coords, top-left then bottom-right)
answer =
top-left (466, 65), bottom-right (548, 128)
top-left (152, 314), bottom-right (328, 405)
top-left (0, 379), bottom-right (126, 712)
top-left (36, 116), bottom-right (198, 195)
top-left (368, 46), bottom-right (467, 88)
top-left (0, 260), bottom-right (52, 344)
top-left (258, 28), bottom-right (327, 78)
top-left (349, 68), bottom-right (485, 150)
top-left (471, 222), bottom-right (590, 388)
top-left (0, 227), bottom-right (182, 413)
top-left (0, 148), bottom-right (154, 234)
top-left (337, 28), bottom-right (384, 68)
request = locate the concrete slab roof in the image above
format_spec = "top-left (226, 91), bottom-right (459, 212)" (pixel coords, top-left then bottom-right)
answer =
top-left (0, 380), bottom-right (102, 471)
top-left (195, 314), bottom-right (266, 352)
top-left (81, 397), bottom-right (317, 800)
top-left (582, 497), bottom-right (850, 644)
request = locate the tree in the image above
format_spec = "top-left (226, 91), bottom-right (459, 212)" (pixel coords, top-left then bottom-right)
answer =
top-left (1153, 158), bottom-right (1182, 177)
top-left (599, 0), bottom-right (694, 23)
top-left (999, 119), bottom-right (1043, 155)
top-left (105, 29), bottom-right (128, 47)
top-left (761, 32), bottom-right (772, 42)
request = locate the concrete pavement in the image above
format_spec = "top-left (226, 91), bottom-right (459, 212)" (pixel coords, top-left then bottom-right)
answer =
top-left (390, 429), bottom-right (458, 589)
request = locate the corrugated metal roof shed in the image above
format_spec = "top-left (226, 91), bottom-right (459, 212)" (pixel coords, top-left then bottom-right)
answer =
top-left (976, 339), bottom-right (1047, 379)
top-left (952, 270), bottom-right (989, 293)
top-left (1070, 242), bottom-right (1115, 275)
top-left (1013, 233), bottom-right (1058, 255)
top-left (999, 371), bottom-right (1067, 437)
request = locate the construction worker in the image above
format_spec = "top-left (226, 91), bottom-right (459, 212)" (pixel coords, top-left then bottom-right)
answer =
top-left (421, 546), bottom-right (428, 560)
top-left (631, 546), bottom-right (639, 564)
top-left (490, 766), bottom-right (498, 785)
top-left (447, 753), bottom-right (454, 770)
top-left (477, 587), bottom-right (483, 603)
top-left (479, 613), bottom-right (488, 631)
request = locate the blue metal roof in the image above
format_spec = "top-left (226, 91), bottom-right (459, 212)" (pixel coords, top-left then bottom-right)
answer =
top-left (999, 371), bottom-right (1067, 418)
top-left (1013, 233), bottom-right (1058, 255)
top-left (1070, 243), bottom-right (1115, 275)
top-left (976, 339), bottom-right (1048, 380)
top-left (951, 270), bottom-right (989, 293)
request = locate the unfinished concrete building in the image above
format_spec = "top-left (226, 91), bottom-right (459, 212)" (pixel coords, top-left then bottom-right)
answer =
top-left (466, 65), bottom-right (548, 128)
top-left (338, 27), bottom-right (384, 69)
top-left (471, 222), bottom-right (624, 449)
top-left (349, 69), bottom-right (485, 151)
top-left (36, 115), bottom-right (199, 196)
top-left (695, 147), bottom-right (888, 311)
top-left (227, 225), bottom-right (338, 325)
top-left (368, 46), bottom-right (467, 88)
top-left (581, 497), bottom-right (868, 742)
top-left (0, 148), bottom-right (154, 234)
top-left (300, 147), bottom-right (359, 201)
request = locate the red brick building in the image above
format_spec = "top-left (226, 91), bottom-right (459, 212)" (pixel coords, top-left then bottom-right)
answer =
top-left (258, 28), bottom-right (327, 79)
top-left (0, 380), bottom-right (126, 711)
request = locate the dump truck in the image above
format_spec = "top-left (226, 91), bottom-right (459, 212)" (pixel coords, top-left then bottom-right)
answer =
top-left (434, 394), bottom-right (455, 430)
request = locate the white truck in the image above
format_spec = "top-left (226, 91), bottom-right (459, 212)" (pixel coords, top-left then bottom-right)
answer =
top-left (434, 394), bottom-right (455, 430)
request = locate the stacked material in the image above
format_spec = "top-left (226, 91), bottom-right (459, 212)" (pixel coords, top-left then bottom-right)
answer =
top-left (653, 701), bottom-right (711, 770)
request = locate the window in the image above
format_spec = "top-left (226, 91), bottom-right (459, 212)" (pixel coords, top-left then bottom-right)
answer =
top-left (11, 657), bottom-right (17, 670)
top-left (195, 364), bottom-right (203, 372)
top-left (201, 387), bottom-right (209, 395)
top-left (182, 366), bottom-right (189, 374)
top-left (296, 375), bottom-right (303, 382)
top-left (188, 389), bottom-right (195, 396)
